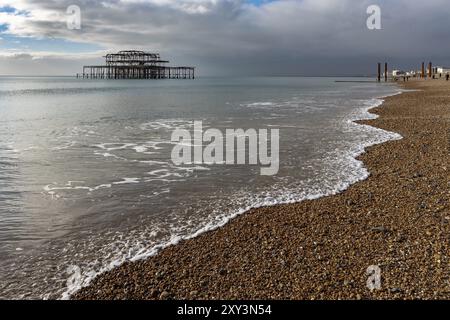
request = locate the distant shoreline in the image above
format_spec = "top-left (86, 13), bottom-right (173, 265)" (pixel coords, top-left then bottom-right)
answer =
top-left (74, 79), bottom-right (449, 300)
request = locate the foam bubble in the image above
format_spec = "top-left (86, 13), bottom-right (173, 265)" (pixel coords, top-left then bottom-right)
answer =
top-left (132, 146), bottom-right (148, 153)
top-left (139, 119), bottom-right (194, 131)
top-left (93, 143), bottom-right (137, 151)
top-left (112, 178), bottom-right (140, 185)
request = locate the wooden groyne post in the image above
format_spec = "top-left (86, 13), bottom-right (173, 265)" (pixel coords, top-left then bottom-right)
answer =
top-left (377, 63), bottom-right (381, 82)
top-left (421, 62), bottom-right (425, 78)
top-left (384, 62), bottom-right (388, 82)
top-left (376, 62), bottom-right (388, 82)
top-left (428, 62), bottom-right (432, 78)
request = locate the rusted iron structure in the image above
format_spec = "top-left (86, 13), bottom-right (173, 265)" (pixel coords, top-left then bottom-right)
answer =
top-left (79, 50), bottom-right (195, 79)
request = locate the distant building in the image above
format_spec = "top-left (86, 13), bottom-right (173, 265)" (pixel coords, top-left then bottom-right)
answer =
top-left (436, 67), bottom-right (450, 74)
top-left (392, 70), bottom-right (406, 77)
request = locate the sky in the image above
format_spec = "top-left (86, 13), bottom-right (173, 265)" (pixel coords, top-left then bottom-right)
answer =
top-left (1, 0), bottom-right (450, 76)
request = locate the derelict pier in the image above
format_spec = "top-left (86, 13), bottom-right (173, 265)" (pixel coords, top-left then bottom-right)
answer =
top-left (78, 50), bottom-right (195, 80)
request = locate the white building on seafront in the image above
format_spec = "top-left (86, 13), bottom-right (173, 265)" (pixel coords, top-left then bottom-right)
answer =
top-left (392, 70), bottom-right (409, 79)
top-left (436, 66), bottom-right (450, 74)
top-left (392, 70), bottom-right (406, 77)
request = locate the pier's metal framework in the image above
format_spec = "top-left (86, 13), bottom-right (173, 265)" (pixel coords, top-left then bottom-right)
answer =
top-left (79, 50), bottom-right (195, 79)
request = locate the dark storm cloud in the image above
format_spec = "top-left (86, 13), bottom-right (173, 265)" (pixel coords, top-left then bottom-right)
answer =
top-left (1, 0), bottom-right (450, 75)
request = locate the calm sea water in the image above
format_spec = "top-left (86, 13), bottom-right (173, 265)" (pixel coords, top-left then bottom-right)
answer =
top-left (0, 76), bottom-right (401, 299)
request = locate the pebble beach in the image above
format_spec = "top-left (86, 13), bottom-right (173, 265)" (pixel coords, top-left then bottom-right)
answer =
top-left (74, 79), bottom-right (449, 300)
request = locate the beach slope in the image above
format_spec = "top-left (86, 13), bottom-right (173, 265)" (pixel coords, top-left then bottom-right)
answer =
top-left (74, 80), bottom-right (449, 300)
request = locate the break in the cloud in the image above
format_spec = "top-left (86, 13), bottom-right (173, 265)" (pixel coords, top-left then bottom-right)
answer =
top-left (1, 0), bottom-right (450, 76)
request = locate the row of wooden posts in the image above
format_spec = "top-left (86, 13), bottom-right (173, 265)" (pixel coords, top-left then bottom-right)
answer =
top-left (377, 62), bottom-right (389, 82)
top-left (377, 62), bottom-right (434, 82)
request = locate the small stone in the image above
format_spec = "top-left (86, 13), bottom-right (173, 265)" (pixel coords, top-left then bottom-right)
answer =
top-left (219, 269), bottom-right (227, 276)
top-left (371, 226), bottom-right (390, 233)
top-left (412, 172), bottom-right (422, 178)
top-left (159, 291), bottom-right (170, 299)
top-left (346, 199), bottom-right (355, 206)
top-left (150, 289), bottom-right (159, 298)
top-left (155, 271), bottom-right (165, 281)
top-left (190, 290), bottom-right (198, 297)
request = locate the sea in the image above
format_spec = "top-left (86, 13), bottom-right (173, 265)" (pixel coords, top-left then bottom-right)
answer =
top-left (0, 76), bottom-right (402, 299)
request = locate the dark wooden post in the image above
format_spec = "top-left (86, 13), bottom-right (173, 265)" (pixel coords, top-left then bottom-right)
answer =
top-left (384, 62), bottom-right (388, 82)
top-left (428, 62), bottom-right (432, 78)
top-left (377, 63), bottom-right (381, 82)
top-left (421, 62), bottom-right (425, 78)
